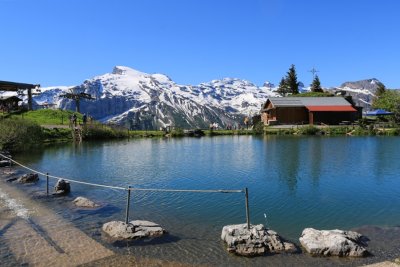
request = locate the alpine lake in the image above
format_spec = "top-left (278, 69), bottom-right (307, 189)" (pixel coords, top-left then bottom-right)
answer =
top-left (3, 135), bottom-right (400, 266)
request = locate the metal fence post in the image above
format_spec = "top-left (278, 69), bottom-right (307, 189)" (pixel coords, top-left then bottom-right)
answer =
top-left (245, 187), bottom-right (250, 230)
top-left (46, 173), bottom-right (49, 195)
top-left (125, 186), bottom-right (131, 224)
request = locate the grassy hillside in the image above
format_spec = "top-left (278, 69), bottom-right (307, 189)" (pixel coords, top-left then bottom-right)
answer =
top-left (9, 109), bottom-right (81, 125)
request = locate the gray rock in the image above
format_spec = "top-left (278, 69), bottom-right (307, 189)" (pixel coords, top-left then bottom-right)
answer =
top-left (299, 228), bottom-right (368, 257)
top-left (53, 179), bottom-right (71, 195)
top-left (0, 160), bottom-right (11, 167)
top-left (221, 224), bottom-right (296, 256)
top-left (18, 173), bottom-right (39, 183)
top-left (102, 220), bottom-right (166, 240)
top-left (73, 197), bottom-right (99, 208)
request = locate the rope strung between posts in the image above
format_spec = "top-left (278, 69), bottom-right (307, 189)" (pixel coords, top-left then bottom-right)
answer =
top-left (128, 188), bottom-right (243, 193)
top-left (0, 153), bottom-right (244, 194)
top-left (0, 153), bottom-right (126, 190)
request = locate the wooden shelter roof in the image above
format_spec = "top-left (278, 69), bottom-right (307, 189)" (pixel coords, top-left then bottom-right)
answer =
top-left (263, 97), bottom-right (354, 110)
top-left (0, 80), bottom-right (40, 91)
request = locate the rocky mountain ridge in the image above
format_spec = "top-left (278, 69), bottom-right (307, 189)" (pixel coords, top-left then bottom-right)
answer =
top-left (30, 66), bottom-right (384, 129)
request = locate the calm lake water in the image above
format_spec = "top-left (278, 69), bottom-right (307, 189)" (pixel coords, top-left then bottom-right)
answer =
top-left (7, 136), bottom-right (400, 266)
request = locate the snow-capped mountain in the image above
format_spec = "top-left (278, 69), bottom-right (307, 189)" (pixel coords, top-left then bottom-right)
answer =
top-left (29, 66), bottom-right (386, 129)
top-left (329, 78), bottom-right (380, 109)
top-left (34, 66), bottom-right (278, 129)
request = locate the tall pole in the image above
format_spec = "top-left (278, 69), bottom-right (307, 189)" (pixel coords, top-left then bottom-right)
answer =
top-left (309, 67), bottom-right (319, 80)
top-left (27, 88), bottom-right (33, 110)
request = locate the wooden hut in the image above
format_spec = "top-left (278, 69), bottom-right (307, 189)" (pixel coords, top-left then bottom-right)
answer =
top-left (0, 81), bottom-right (40, 110)
top-left (0, 95), bottom-right (22, 112)
top-left (261, 97), bottom-right (361, 125)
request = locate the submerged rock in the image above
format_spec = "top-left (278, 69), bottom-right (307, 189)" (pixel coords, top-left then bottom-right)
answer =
top-left (18, 173), bottom-right (39, 183)
top-left (221, 224), bottom-right (296, 256)
top-left (73, 196), bottom-right (99, 208)
top-left (102, 220), bottom-right (166, 240)
top-left (53, 179), bottom-right (71, 195)
top-left (299, 228), bottom-right (369, 257)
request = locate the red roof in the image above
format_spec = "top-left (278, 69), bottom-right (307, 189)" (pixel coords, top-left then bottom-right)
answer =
top-left (306, 106), bottom-right (356, 112)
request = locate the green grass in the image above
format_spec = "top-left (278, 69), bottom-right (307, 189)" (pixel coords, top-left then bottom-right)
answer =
top-left (204, 129), bottom-right (253, 136)
top-left (128, 130), bottom-right (165, 138)
top-left (42, 127), bottom-right (72, 141)
top-left (0, 118), bottom-right (44, 152)
top-left (10, 109), bottom-right (81, 125)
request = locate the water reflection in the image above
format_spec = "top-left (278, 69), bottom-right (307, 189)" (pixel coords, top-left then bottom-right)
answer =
top-left (10, 136), bottom-right (400, 245)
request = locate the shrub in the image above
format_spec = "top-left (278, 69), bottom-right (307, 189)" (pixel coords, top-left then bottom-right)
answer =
top-left (323, 126), bottom-right (349, 135)
top-left (0, 118), bottom-right (44, 152)
top-left (42, 128), bottom-right (72, 140)
top-left (170, 128), bottom-right (184, 137)
top-left (297, 125), bottom-right (320, 135)
top-left (82, 123), bottom-right (128, 140)
top-left (252, 122), bottom-right (265, 135)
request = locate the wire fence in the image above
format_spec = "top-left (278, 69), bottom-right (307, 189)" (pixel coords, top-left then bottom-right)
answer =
top-left (0, 153), bottom-right (252, 228)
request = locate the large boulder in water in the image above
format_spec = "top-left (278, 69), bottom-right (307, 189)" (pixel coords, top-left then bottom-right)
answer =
top-left (18, 173), bottom-right (39, 183)
top-left (53, 179), bottom-right (71, 195)
top-left (299, 228), bottom-right (369, 257)
top-left (221, 224), bottom-right (296, 256)
top-left (73, 196), bottom-right (99, 208)
top-left (72, 197), bottom-right (100, 208)
top-left (102, 220), bottom-right (166, 240)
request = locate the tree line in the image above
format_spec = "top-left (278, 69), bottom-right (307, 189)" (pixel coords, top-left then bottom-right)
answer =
top-left (277, 64), bottom-right (323, 96)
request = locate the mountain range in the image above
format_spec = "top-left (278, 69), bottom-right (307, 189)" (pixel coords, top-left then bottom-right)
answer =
top-left (31, 66), bottom-right (381, 129)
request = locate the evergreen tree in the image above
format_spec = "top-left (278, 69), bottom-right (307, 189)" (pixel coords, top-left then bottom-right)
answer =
top-left (277, 77), bottom-right (289, 96)
top-left (311, 75), bottom-right (323, 92)
top-left (376, 82), bottom-right (386, 96)
top-left (286, 64), bottom-right (299, 94)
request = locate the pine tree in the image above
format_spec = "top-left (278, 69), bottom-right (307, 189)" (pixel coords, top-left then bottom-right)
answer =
top-left (376, 82), bottom-right (386, 96)
top-left (286, 64), bottom-right (299, 94)
top-left (277, 77), bottom-right (288, 96)
top-left (311, 75), bottom-right (323, 92)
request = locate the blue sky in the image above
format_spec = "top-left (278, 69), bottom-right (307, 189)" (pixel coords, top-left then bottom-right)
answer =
top-left (1, 0), bottom-right (399, 88)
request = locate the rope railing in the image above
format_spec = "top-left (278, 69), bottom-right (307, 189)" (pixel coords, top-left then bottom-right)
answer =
top-left (0, 153), bottom-right (125, 190)
top-left (0, 153), bottom-right (251, 229)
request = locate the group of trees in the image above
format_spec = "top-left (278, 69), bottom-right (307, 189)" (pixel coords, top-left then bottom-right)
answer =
top-left (277, 64), bottom-right (322, 96)
top-left (372, 83), bottom-right (400, 122)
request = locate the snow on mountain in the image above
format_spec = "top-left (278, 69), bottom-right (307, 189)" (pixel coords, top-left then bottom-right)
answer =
top-left (31, 66), bottom-right (382, 128)
top-left (35, 66), bottom-right (277, 129)
top-left (331, 78), bottom-right (381, 109)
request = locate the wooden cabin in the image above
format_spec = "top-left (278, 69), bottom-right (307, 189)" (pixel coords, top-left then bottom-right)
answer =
top-left (0, 81), bottom-right (40, 110)
top-left (261, 97), bottom-right (361, 125)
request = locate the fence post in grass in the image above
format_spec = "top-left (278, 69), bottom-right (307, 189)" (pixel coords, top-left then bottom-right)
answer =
top-left (125, 186), bottom-right (132, 224)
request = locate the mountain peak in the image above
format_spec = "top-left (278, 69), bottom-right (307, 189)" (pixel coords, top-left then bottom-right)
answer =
top-left (112, 66), bottom-right (146, 76)
top-left (340, 78), bottom-right (381, 91)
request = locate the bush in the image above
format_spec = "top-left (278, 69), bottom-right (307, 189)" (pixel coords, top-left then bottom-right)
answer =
top-left (297, 125), bottom-right (320, 135)
top-left (252, 122), bottom-right (265, 135)
top-left (42, 128), bottom-right (72, 140)
top-left (323, 126), bottom-right (350, 135)
top-left (82, 123), bottom-right (128, 140)
top-left (170, 128), bottom-right (184, 137)
top-left (0, 118), bottom-right (44, 152)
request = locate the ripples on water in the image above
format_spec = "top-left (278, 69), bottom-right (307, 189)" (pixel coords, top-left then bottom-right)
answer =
top-left (9, 136), bottom-right (400, 266)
